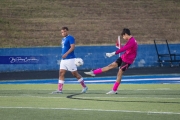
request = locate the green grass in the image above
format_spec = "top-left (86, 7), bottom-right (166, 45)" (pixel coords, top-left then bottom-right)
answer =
top-left (0, 84), bottom-right (180, 120)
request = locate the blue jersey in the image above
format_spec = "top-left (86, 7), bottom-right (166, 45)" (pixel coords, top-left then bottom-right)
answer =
top-left (61, 35), bottom-right (76, 59)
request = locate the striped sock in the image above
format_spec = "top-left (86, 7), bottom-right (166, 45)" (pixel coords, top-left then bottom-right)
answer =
top-left (78, 78), bottom-right (86, 88)
top-left (58, 80), bottom-right (64, 91)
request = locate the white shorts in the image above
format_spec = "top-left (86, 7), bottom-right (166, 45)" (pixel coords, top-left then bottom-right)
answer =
top-left (60, 58), bottom-right (77, 71)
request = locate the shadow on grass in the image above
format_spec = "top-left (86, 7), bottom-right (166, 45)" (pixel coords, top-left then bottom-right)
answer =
top-left (66, 93), bottom-right (180, 104)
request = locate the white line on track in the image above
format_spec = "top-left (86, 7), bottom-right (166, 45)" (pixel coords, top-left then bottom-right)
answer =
top-left (83, 77), bottom-right (180, 82)
top-left (0, 106), bottom-right (180, 115)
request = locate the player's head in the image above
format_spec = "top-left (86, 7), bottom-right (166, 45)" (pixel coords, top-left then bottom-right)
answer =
top-left (61, 27), bottom-right (69, 37)
top-left (121, 28), bottom-right (131, 40)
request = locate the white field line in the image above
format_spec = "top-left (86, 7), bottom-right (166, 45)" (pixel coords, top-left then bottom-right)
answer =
top-left (0, 106), bottom-right (180, 115)
top-left (0, 88), bottom-right (174, 91)
top-left (0, 95), bottom-right (179, 99)
top-left (84, 77), bottom-right (180, 82)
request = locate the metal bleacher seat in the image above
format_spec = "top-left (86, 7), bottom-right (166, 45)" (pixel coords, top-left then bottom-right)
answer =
top-left (154, 40), bottom-right (180, 67)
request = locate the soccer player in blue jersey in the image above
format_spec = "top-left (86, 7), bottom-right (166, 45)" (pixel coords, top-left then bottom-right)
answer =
top-left (52, 27), bottom-right (88, 94)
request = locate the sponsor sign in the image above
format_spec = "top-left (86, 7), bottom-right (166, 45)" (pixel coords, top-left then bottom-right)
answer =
top-left (0, 56), bottom-right (47, 64)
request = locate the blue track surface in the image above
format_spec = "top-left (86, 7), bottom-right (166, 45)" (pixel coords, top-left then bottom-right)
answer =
top-left (0, 74), bottom-right (180, 84)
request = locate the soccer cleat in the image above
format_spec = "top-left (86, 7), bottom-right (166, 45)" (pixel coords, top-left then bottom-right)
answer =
top-left (51, 90), bottom-right (63, 94)
top-left (106, 90), bottom-right (118, 94)
top-left (81, 86), bottom-right (88, 93)
top-left (84, 70), bottom-right (95, 76)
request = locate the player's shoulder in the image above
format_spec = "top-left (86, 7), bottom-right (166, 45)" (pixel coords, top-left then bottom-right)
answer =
top-left (128, 37), bottom-right (137, 45)
top-left (130, 36), bottom-right (135, 40)
top-left (67, 35), bottom-right (75, 40)
top-left (130, 36), bottom-right (137, 42)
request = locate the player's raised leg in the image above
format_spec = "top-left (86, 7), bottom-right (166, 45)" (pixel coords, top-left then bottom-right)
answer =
top-left (84, 62), bottom-right (118, 76)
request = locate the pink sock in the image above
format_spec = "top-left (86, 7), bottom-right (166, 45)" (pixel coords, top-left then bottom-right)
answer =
top-left (93, 68), bottom-right (102, 74)
top-left (78, 78), bottom-right (86, 88)
top-left (112, 82), bottom-right (120, 91)
top-left (58, 80), bottom-right (64, 91)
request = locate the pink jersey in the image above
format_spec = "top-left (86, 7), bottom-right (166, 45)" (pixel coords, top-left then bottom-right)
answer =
top-left (115, 37), bottom-right (138, 64)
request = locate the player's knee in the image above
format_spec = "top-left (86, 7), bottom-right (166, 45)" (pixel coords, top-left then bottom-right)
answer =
top-left (71, 71), bottom-right (80, 77)
top-left (71, 72), bottom-right (76, 77)
top-left (108, 63), bottom-right (117, 69)
top-left (118, 69), bottom-right (124, 75)
top-left (59, 70), bottom-right (65, 76)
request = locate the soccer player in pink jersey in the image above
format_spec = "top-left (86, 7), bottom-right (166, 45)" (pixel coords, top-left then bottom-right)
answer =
top-left (84, 28), bottom-right (138, 94)
top-left (52, 27), bottom-right (88, 94)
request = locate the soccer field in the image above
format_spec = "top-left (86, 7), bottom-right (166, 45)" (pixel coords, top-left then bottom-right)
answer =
top-left (0, 84), bottom-right (180, 120)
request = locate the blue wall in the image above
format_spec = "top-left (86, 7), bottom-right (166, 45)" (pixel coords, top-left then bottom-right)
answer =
top-left (0, 44), bottom-right (180, 72)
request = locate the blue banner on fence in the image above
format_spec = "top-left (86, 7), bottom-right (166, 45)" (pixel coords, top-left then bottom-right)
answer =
top-left (0, 56), bottom-right (47, 64)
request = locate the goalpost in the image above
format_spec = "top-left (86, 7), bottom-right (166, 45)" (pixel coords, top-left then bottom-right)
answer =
top-left (116, 35), bottom-right (121, 57)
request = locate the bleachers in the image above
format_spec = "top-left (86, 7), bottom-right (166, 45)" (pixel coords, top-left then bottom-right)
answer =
top-left (154, 40), bottom-right (180, 67)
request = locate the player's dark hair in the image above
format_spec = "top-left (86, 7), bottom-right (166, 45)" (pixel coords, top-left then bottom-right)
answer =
top-left (121, 28), bottom-right (131, 36)
top-left (61, 27), bottom-right (69, 31)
